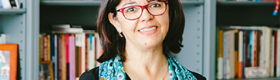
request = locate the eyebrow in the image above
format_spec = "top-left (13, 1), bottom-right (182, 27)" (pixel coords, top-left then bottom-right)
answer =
top-left (122, 0), bottom-right (158, 7)
top-left (123, 1), bottom-right (136, 7)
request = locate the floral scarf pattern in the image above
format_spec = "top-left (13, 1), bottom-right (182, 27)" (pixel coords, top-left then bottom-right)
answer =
top-left (99, 55), bottom-right (197, 80)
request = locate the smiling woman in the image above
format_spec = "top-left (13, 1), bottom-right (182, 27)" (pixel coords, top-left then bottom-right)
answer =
top-left (79, 0), bottom-right (206, 80)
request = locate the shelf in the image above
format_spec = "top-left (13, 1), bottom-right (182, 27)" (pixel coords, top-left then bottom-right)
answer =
top-left (40, 0), bottom-right (102, 6)
top-left (217, 1), bottom-right (275, 6)
top-left (0, 9), bottom-right (26, 15)
top-left (40, 0), bottom-right (204, 6)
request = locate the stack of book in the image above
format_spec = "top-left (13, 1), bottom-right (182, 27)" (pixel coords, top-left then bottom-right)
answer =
top-left (215, 26), bottom-right (280, 79)
top-left (39, 24), bottom-right (103, 80)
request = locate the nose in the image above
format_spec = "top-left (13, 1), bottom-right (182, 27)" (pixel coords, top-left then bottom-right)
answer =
top-left (139, 8), bottom-right (154, 22)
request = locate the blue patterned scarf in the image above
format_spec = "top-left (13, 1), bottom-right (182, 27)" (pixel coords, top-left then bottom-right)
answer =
top-left (99, 55), bottom-right (197, 80)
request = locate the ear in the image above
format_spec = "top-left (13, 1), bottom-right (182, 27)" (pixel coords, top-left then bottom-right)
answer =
top-left (108, 13), bottom-right (122, 32)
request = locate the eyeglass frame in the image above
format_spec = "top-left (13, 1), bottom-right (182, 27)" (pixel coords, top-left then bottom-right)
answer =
top-left (116, 1), bottom-right (168, 20)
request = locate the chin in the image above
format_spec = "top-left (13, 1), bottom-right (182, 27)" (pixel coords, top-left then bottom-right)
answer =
top-left (141, 42), bottom-right (162, 49)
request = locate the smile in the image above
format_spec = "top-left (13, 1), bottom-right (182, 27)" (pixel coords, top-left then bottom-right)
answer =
top-left (139, 27), bottom-right (157, 32)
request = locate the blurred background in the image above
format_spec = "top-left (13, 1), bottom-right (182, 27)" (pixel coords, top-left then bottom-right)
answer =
top-left (0, 0), bottom-right (279, 80)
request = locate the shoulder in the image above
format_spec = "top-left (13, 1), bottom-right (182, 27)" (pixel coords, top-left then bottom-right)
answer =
top-left (79, 67), bottom-right (99, 80)
top-left (189, 70), bottom-right (207, 80)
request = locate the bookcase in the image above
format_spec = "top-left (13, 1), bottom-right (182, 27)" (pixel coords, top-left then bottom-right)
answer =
top-left (0, 0), bottom-right (39, 80)
top-left (4, 0), bottom-right (217, 80)
top-left (216, 1), bottom-right (280, 80)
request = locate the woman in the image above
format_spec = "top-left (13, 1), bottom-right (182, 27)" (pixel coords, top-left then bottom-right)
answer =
top-left (80, 0), bottom-right (206, 80)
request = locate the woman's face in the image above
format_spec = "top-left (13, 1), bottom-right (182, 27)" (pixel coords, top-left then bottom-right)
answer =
top-left (109, 0), bottom-right (169, 49)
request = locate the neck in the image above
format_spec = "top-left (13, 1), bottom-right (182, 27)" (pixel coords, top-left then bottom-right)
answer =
top-left (123, 42), bottom-right (168, 79)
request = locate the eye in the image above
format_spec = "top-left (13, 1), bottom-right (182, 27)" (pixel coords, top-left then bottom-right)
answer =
top-left (125, 7), bottom-right (137, 12)
top-left (150, 3), bottom-right (162, 8)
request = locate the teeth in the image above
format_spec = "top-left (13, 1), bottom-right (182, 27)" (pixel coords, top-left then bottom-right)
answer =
top-left (139, 27), bottom-right (157, 32)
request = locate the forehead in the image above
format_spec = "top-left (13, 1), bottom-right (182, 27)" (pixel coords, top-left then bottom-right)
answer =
top-left (119, 0), bottom-right (159, 5)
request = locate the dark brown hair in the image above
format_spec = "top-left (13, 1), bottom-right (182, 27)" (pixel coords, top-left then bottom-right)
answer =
top-left (97, 0), bottom-right (185, 62)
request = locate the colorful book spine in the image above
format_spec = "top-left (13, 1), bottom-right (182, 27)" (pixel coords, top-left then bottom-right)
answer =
top-left (57, 35), bottom-right (61, 80)
top-left (54, 34), bottom-right (57, 80)
top-left (69, 35), bottom-right (76, 80)
top-left (238, 31), bottom-right (243, 79)
top-left (217, 30), bottom-right (224, 79)
top-left (88, 34), bottom-right (95, 70)
top-left (66, 34), bottom-right (70, 80)
top-left (61, 35), bottom-right (66, 80)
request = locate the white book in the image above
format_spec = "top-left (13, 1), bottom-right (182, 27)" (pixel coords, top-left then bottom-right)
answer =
top-left (88, 34), bottom-right (95, 70)
top-left (218, 58), bottom-right (223, 79)
top-left (238, 31), bottom-right (243, 78)
top-left (270, 36), bottom-right (275, 77)
top-left (223, 31), bottom-right (228, 79)
top-left (258, 27), bottom-right (271, 78)
top-left (228, 30), bottom-right (235, 79)
top-left (0, 34), bottom-right (6, 44)
top-left (223, 30), bottom-right (235, 79)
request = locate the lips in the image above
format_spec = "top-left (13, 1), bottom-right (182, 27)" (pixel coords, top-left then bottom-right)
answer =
top-left (139, 27), bottom-right (157, 32)
top-left (138, 26), bottom-right (158, 35)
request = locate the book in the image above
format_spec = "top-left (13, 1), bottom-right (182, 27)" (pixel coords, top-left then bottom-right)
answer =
top-left (69, 35), bottom-right (76, 80)
top-left (238, 31), bottom-right (243, 79)
top-left (217, 29), bottom-right (224, 79)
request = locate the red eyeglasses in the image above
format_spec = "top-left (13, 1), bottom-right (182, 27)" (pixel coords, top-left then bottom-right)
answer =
top-left (116, 1), bottom-right (168, 20)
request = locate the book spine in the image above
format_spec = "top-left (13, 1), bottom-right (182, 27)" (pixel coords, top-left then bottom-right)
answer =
top-left (229, 30), bottom-right (235, 79)
top-left (66, 34), bottom-right (70, 80)
top-left (61, 35), bottom-right (66, 80)
top-left (85, 34), bottom-right (88, 72)
top-left (277, 30), bottom-right (280, 77)
top-left (43, 35), bottom-right (48, 61)
top-left (69, 36), bottom-right (76, 80)
top-left (259, 27), bottom-right (271, 78)
top-left (57, 35), bottom-right (61, 80)
top-left (217, 30), bottom-right (224, 79)
top-left (54, 35), bottom-right (57, 80)
top-left (274, 31), bottom-right (278, 77)
top-left (234, 30), bottom-right (239, 78)
top-left (39, 35), bottom-right (43, 62)
top-left (88, 34), bottom-right (95, 71)
top-left (271, 36), bottom-right (275, 77)
top-left (238, 31), bottom-right (243, 79)
top-left (223, 31), bottom-right (228, 79)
